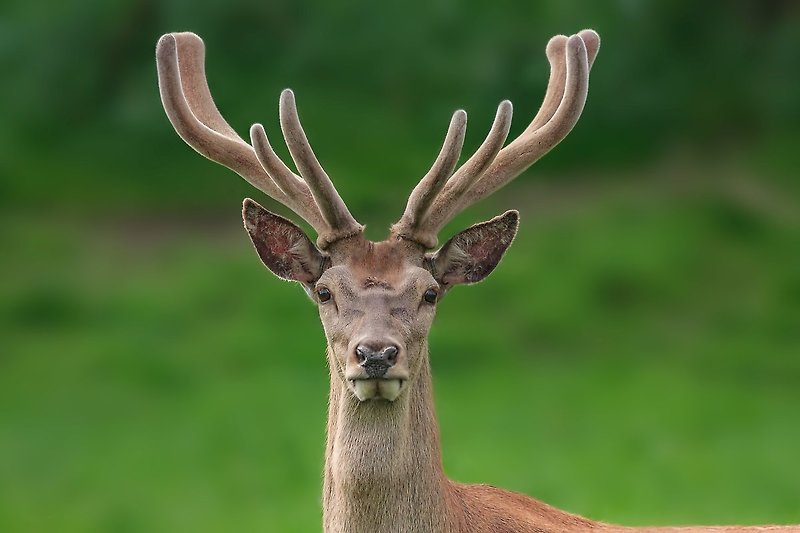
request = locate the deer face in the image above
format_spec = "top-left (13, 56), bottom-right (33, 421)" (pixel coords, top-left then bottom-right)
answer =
top-left (243, 200), bottom-right (518, 402)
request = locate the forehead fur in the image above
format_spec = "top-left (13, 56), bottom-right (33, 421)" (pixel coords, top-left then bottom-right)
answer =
top-left (321, 237), bottom-right (433, 291)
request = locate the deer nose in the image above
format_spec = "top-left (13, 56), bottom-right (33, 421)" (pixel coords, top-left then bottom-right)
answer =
top-left (356, 343), bottom-right (399, 378)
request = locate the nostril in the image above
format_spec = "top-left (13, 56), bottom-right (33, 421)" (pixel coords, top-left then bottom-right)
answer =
top-left (383, 345), bottom-right (398, 365)
top-left (356, 345), bottom-right (369, 364)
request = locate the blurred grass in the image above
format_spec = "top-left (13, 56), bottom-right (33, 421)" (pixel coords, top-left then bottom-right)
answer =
top-left (1, 164), bottom-right (798, 531)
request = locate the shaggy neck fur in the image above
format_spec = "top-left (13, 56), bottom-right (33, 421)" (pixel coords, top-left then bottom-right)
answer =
top-left (323, 342), bottom-right (459, 533)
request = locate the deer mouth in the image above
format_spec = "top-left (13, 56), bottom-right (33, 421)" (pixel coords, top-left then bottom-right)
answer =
top-left (349, 378), bottom-right (405, 402)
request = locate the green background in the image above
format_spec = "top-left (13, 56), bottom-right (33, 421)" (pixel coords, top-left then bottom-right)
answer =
top-left (2, 0), bottom-right (799, 531)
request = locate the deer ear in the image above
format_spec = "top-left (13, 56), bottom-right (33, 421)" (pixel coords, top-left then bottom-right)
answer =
top-left (427, 210), bottom-right (519, 288)
top-left (242, 198), bottom-right (327, 284)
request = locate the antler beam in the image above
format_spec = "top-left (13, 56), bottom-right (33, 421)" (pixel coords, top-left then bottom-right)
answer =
top-left (156, 32), bottom-right (362, 248)
top-left (392, 30), bottom-right (601, 248)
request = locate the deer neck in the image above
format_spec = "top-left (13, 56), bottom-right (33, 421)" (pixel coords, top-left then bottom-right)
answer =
top-left (322, 342), bottom-right (455, 533)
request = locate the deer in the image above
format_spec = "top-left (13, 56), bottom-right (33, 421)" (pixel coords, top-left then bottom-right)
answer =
top-left (155, 29), bottom-right (798, 533)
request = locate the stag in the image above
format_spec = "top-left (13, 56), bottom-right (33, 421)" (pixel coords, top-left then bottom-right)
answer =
top-left (156, 30), bottom-right (798, 533)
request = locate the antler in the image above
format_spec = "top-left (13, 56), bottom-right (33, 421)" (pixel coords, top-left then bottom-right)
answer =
top-left (392, 30), bottom-right (601, 248)
top-left (156, 32), bottom-right (362, 249)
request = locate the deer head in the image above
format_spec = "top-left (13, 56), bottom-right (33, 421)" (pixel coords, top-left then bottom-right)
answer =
top-left (156, 30), bottom-right (598, 405)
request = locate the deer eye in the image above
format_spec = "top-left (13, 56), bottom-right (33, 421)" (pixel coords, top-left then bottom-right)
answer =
top-left (316, 287), bottom-right (332, 303)
top-left (423, 288), bottom-right (438, 304)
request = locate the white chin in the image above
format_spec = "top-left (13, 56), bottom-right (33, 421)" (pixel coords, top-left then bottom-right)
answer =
top-left (378, 379), bottom-right (402, 401)
top-left (353, 380), bottom-right (378, 401)
top-left (352, 379), bottom-right (403, 402)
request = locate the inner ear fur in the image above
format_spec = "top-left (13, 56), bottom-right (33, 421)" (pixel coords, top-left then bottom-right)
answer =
top-left (242, 198), bottom-right (327, 284)
top-left (426, 210), bottom-right (519, 288)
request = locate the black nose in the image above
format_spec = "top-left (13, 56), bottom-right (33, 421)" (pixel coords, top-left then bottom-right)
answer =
top-left (356, 344), bottom-right (399, 378)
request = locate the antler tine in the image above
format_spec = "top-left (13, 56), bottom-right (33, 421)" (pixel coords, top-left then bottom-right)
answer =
top-left (250, 123), bottom-right (310, 201)
top-left (251, 119), bottom-right (360, 248)
top-left (157, 33), bottom-right (243, 142)
top-left (579, 28), bottom-right (602, 68)
top-left (408, 100), bottom-right (513, 246)
top-left (523, 35), bottom-right (569, 135)
top-left (524, 30), bottom-right (600, 136)
top-left (392, 110), bottom-right (468, 246)
top-left (156, 33), bottom-right (332, 240)
top-left (279, 89), bottom-right (363, 243)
